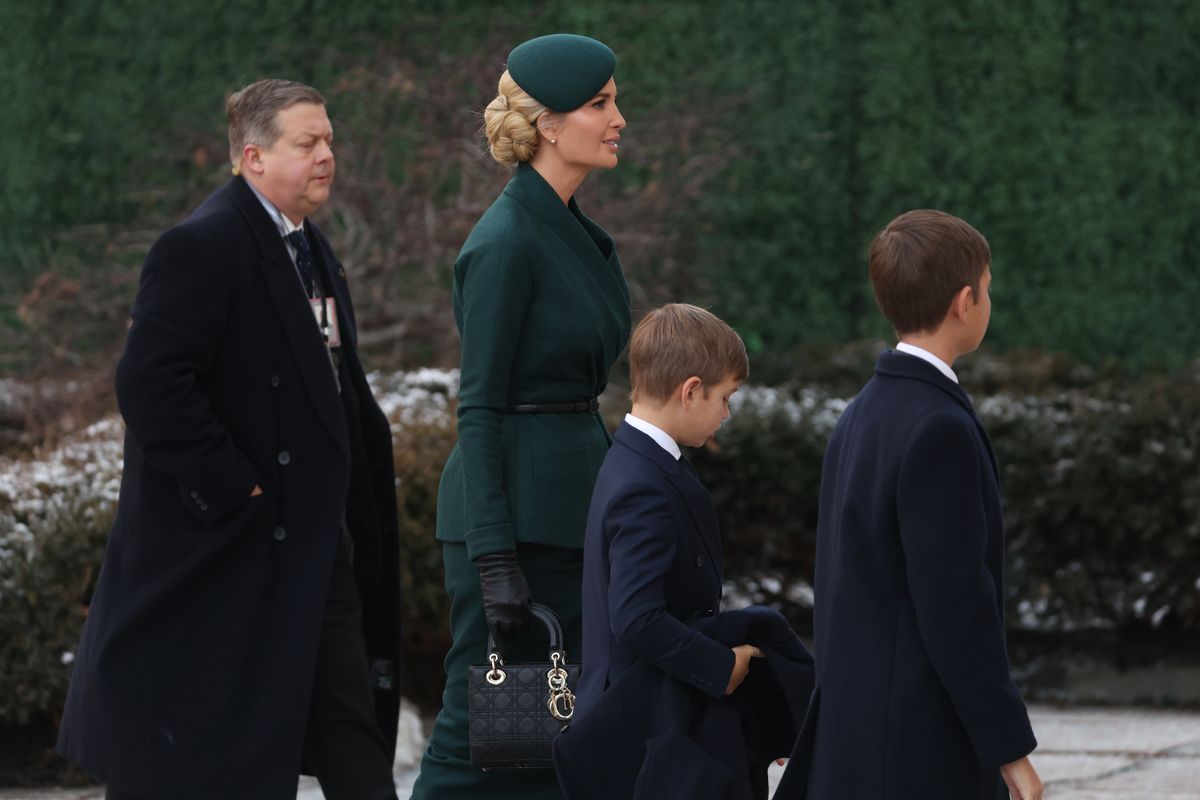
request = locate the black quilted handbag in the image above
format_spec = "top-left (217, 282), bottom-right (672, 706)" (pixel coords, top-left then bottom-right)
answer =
top-left (468, 602), bottom-right (581, 769)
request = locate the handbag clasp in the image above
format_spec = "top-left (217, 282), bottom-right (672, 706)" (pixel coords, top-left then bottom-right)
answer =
top-left (486, 652), bottom-right (507, 685)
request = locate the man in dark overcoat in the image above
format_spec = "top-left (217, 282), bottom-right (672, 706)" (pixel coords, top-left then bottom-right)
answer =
top-left (56, 79), bottom-right (402, 800)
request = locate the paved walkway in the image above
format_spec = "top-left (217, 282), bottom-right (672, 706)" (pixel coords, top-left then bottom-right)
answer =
top-left (4, 705), bottom-right (1198, 799)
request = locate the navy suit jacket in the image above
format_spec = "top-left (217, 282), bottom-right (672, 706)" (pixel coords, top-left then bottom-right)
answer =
top-left (575, 422), bottom-right (736, 715)
top-left (562, 422), bottom-right (814, 799)
top-left (782, 350), bottom-right (1035, 800)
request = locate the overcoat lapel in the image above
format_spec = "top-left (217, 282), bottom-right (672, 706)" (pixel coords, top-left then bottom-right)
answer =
top-left (227, 177), bottom-right (349, 454)
top-left (876, 350), bottom-right (999, 482)
top-left (307, 222), bottom-right (357, 352)
top-left (613, 423), bottom-right (724, 586)
top-left (308, 224), bottom-right (375, 396)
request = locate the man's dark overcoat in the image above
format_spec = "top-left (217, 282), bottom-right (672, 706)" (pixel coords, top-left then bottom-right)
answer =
top-left (56, 176), bottom-right (401, 799)
top-left (782, 350), bottom-right (1035, 799)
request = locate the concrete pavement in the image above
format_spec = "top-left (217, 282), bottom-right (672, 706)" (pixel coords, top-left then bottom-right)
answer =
top-left (4, 704), bottom-right (1198, 799)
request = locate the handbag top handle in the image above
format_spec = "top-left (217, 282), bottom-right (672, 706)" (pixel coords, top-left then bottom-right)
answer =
top-left (487, 602), bottom-right (567, 663)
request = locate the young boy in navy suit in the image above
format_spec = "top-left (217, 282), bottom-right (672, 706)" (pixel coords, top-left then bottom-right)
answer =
top-left (804, 210), bottom-right (1042, 799)
top-left (559, 303), bottom-right (814, 799)
top-left (576, 303), bottom-right (754, 713)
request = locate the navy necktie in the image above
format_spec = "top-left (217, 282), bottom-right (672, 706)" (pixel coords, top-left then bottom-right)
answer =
top-left (285, 229), bottom-right (316, 297)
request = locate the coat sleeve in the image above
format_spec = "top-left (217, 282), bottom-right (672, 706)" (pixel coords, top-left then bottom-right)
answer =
top-left (896, 413), bottom-right (1036, 767)
top-left (115, 224), bottom-right (260, 524)
top-left (454, 240), bottom-right (533, 559)
top-left (604, 479), bottom-right (736, 698)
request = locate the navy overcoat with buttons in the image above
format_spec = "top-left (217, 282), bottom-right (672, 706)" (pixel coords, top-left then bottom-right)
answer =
top-left (56, 176), bottom-right (401, 800)
top-left (781, 350), bottom-right (1036, 800)
top-left (575, 422), bottom-right (736, 719)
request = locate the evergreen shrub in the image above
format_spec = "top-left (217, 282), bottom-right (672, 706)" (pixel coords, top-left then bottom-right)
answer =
top-left (2, 366), bottom-right (1198, 722)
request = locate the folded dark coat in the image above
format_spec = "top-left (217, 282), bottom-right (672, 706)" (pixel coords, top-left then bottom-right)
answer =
top-left (554, 606), bottom-right (815, 800)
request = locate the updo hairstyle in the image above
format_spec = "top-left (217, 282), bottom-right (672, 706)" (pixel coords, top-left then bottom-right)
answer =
top-left (483, 70), bottom-right (558, 166)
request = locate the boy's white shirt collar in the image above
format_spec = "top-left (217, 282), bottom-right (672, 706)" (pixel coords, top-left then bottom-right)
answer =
top-left (895, 342), bottom-right (959, 384)
top-left (625, 414), bottom-right (682, 461)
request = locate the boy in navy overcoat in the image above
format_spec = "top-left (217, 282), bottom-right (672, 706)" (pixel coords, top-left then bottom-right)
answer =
top-left (556, 304), bottom-right (814, 799)
top-left (788, 210), bottom-right (1042, 800)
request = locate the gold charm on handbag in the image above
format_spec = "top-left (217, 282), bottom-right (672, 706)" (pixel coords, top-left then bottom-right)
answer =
top-left (547, 651), bottom-right (575, 721)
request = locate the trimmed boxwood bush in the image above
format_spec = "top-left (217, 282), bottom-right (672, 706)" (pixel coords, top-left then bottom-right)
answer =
top-left (3, 365), bottom-right (1199, 727)
top-left (695, 374), bottom-right (1200, 638)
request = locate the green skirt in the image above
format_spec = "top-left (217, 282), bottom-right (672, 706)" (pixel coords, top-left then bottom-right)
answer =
top-left (410, 542), bottom-right (582, 800)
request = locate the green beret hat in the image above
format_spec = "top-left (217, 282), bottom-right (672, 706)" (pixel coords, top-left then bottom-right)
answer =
top-left (507, 34), bottom-right (617, 112)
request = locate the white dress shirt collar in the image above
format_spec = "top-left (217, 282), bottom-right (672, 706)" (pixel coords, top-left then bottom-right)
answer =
top-left (895, 342), bottom-right (959, 384)
top-left (624, 414), bottom-right (682, 461)
top-left (246, 180), bottom-right (304, 238)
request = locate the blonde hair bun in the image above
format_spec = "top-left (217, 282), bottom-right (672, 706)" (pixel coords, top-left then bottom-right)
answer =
top-left (482, 71), bottom-right (551, 166)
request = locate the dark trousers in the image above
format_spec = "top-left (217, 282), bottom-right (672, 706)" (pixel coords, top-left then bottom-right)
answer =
top-left (106, 540), bottom-right (396, 800)
top-left (301, 539), bottom-right (398, 800)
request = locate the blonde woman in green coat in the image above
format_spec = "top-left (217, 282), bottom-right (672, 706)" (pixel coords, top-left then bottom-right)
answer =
top-left (411, 34), bottom-right (631, 799)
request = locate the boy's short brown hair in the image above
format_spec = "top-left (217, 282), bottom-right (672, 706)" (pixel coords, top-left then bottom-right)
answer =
top-left (629, 303), bottom-right (749, 404)
top-left (868, 209), bottom-right (991, 336)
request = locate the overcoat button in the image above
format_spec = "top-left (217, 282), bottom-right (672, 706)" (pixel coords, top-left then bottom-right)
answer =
top-left (199, 502), bottom-right (208, 511)
top-left (190, 490), bottom-right (198, 498)
top-left (270, 374), bottom-right (280, 387)
top-left (277, 450), bottom-right (291, 465)
top-left (695, 555), bottom-right (705, 568)
top-left (273, 526), bottom-right (287, 541)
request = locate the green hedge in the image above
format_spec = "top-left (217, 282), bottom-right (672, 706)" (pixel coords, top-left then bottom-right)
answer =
top-left (4, 2), bottom-right (1200, 375)
top-left (0, 419), bottom-right (120, 725)
top-left (695, 372), bottom-right (1200, 637)
top-left (3, 363), bottom-right (1198, 725)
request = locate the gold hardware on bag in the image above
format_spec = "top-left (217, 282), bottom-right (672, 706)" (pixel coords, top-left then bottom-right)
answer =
top-left (486, 652), bottom-right (507, 685)
top-left (546, 651), bottom-right (575, 721)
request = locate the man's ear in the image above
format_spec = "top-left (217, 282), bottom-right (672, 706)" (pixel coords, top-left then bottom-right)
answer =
top-left (679, 376), bottom-right (703, 409)
top-left (241, 144), bottom-right (265, 176)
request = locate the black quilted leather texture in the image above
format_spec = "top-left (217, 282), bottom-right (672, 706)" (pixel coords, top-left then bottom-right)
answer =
top-left (468, 661), bottom-right (582, 769)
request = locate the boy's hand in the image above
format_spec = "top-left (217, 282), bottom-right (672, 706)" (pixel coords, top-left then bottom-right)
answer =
top-left (1000, 756), bottom-right (1042, 800)
top-left (724, 644), bottom-right (763, 695)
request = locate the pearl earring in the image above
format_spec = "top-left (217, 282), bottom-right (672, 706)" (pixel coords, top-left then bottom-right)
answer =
top-left (550, 138), bottom-right (557, 144)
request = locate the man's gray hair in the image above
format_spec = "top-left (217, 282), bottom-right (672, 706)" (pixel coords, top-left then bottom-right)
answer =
top-left (226, 79), bottom-right (325, 168)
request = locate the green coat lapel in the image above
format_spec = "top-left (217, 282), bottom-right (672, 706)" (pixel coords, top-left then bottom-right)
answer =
top-left (504, 163), bottom-right (618, 272)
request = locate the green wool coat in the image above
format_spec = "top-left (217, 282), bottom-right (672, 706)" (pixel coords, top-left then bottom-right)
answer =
top-left (436, 163), bottom-right (631, 559)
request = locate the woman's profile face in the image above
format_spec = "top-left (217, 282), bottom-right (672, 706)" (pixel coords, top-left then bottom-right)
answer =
top-left (549, 78), bottom-right (626, 170)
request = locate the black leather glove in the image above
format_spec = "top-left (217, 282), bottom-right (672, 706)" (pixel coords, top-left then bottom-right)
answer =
top-left (474, 551), bottom-right (533, 640)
